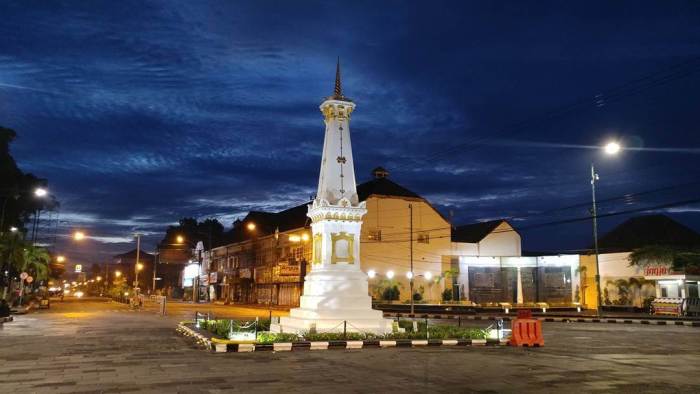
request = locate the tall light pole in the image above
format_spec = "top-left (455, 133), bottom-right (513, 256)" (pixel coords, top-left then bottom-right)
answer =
top-left (408, 203), bottom-right (414, 315)
top-left (591, 141), bottom-right (621, 316)
top-left (134, 233), bottom-right (141, 292)
top-left (31, 187), bottom-right (48, 245)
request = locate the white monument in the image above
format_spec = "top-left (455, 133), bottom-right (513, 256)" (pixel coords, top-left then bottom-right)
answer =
top-left (272, 61), bottom-right (392, 334)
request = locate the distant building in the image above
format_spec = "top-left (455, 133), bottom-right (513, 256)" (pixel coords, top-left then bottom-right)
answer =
top-left (579, 214), bottom-right (700, 308)
top-left (112, 249), bottom-right (155, 292)
top-left (207, 168), bottom-right (571, 306)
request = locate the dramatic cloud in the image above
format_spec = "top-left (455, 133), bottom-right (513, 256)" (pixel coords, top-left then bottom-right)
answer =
top-left (1, 1), bottom-right (699, 261)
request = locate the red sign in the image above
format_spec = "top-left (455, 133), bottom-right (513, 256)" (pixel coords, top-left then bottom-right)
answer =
top-left (643, 266), bottom-right (683, 277)
top-left (644, 266), bottom-right (670, 276)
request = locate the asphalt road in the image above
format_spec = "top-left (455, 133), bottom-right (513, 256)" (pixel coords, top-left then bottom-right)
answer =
top-left (1, 298), bottom-right (699, 393)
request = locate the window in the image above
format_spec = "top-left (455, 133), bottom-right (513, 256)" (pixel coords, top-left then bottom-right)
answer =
top-left (367, 229), bottom-right (382, 241)
top-left (417, 231), bottom-right (430, 244)
top-left (291, 246), bottom-right (304, 262)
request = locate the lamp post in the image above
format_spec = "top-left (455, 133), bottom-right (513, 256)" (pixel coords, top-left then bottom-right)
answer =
top-left (408, 203), bottom-right (414, 315)
top-left (591, 141), bottom-right (621, 317)
top-left (134, 233), bottom-right (142, 293)
top-left (31, 187), bottom-right (49, 245)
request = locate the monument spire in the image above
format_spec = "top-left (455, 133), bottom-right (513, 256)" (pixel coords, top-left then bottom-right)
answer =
top-left (334, 57), bottom-right (342, 99)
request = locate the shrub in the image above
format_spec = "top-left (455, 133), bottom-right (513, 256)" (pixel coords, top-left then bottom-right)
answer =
top-left (256, 332), bottom-right (300, 344)
top-left (302, 331), bottom-right (367, 341)
top-left (412, 292), bottom-right (423, 302)
top-left (382, 285), bottom-right (400, 301)
top-left (441, 288), bottom-right (453, 302)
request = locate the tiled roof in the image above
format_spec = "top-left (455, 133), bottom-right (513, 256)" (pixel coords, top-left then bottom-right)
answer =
top-left (452, 219), bottom-right (510, 243)
top-left (226, 176), bottom-right (425, 241)
top-left (597, 214), bottom-right (700, 251)
top-left (357, 177), bottom-right (421, 201)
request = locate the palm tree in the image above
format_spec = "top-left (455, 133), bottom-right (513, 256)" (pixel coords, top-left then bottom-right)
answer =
top-left (21, 245), bottom-right (50, 282)
top-left (13, 244), bottom-right (50, 304)
top-left (0, 232), bottom-right (24, 300)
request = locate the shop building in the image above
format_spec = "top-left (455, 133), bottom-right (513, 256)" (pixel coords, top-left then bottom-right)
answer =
top-left (579, 215), bottom-right (700, 312)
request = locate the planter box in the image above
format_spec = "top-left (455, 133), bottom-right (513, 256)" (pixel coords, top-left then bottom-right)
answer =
top-left (273, 343), bottom-right (293, 352)
top-left (309, 341), bottom-right (329, 350)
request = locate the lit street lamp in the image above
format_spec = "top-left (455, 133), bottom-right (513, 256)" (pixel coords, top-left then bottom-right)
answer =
top-left (591, 140), bottom-right (621, 317)
top-left (73, 231), bottom-right (86, 241)
top-left (31, 187), bottom-right (49, 245)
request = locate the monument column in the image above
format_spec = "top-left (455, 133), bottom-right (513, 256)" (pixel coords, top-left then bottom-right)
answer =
top-left (272, 60), bottom-right (391, 334)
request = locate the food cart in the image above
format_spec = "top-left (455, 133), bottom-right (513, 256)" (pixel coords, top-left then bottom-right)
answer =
top-left (644, 265), bottom-right (700, 317)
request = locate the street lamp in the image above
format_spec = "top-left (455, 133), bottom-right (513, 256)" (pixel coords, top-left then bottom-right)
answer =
top-left (56, 255), bottom-right (66, 263)
top-left (591, 140), bottom-right (621, 317)
top-left (73, 231), bottom-right (86, 241)
top-left (31, 187), bottom-right (49, 245)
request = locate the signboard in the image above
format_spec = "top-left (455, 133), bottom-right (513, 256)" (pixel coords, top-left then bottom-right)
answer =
top-left (26, 276), bottom-right (34, 283)
top-left (75, 264), bottom-right (82, 273)
top-left (279, 265), bottom-right (300, 276)
top-left (20, 272), bottom-right (28, 280)
top-left (209, 272), bottom-right (218, 283)
top-left (239, 268), bottom-right (252, 279)
top-left (644, 266), bottom-right (683, 278)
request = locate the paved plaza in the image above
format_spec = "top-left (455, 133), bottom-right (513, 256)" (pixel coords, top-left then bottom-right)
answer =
top-left (1, 298), bottom-right (699, 393)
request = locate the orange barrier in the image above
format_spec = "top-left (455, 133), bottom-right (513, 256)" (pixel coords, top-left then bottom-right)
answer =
top-left (509, 318), bottom-right (544, 347)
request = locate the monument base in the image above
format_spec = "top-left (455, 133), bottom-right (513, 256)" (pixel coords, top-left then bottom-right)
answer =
top-left (269, 267), bottom-right (393, 335)
top-left (270, 312), bottom-right (393, 335)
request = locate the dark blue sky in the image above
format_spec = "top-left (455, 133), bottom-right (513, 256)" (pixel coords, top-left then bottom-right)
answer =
top-left (1, 1), bottom-right (700, 263)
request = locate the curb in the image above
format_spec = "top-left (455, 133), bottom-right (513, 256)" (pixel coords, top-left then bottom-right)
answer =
top-left (176, 323), bottom-right (506, 353)
top-left (382, 312), bottom-right (700, 327)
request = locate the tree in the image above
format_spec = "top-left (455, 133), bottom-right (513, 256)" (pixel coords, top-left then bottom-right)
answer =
top-left (21, 245), bottom-right (50, 282)
top-left (1, 126), bottom-right (59, 234)
top-left (0, 232), bottom-right (24, 298)
top-left (629, 245), bottom-right (700, 274)
top-left (160, 217), bottom-right (226, 249)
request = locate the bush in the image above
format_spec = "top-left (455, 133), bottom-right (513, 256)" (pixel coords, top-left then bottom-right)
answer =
top-left (382, 285), bottom-right (400, 301)
top-left (412, 292), bottom-right (423, 302)
top-left (441, 288), bottom-right (453, 302)
top-left (391, 320), bottom-right (489, 340)
top-left (302, 331), bottom-right (368, 341)
top-left (256, 332), bottom-right (300, 344)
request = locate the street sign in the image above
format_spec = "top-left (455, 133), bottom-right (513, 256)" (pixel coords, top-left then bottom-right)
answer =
top-left (20, 272), bottom-right (28, 280)
top-left (75, 264), bottom-right (82, 273)
top-left (26, 276), bottom-right (34, 284)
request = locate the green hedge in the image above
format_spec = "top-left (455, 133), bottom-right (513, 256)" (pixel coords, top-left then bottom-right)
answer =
top-left (195, 319), bottom-right (489, 342)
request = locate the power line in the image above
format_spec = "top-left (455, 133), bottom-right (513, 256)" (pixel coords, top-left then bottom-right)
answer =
top-left (392, 56), bottom-right (700, 172)
top-left (361, 179), bottom-right (700, 239)
top-left (361, 197), bottom-right (700, 244)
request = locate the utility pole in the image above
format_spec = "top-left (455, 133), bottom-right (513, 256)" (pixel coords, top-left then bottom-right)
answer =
top-left (152, 246), bottom-right (158, 294)
top-left (590, 164), bottom-right (603, 317)
top-left (134, 234), bottom-right (141, 292)
top-left (409, 203), bottom-right (414, 315)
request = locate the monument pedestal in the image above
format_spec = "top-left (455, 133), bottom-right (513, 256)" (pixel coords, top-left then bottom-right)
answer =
top-left (271, 266), bottom-right (392, 334)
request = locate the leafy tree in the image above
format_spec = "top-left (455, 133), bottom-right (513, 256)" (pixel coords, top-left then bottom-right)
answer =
top-left (20, 245), bottom-right (50, 282)
top-left (1, 126), bottom-right (58, 233)
top-left (629, 245), bottom-right (700, 274)
top-left (160, 217), bottom-right (226, 249)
